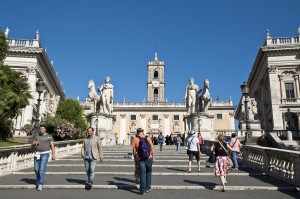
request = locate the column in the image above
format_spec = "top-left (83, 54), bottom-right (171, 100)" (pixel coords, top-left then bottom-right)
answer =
top-left (120, 114), bottom-right (127, 145)
top-left (294, 75), bottom-right (300, 102)
top-left (163, 114), bottom-right (170, 135)
top-left (268, 66), bottom-right (283, 129)
top-left (22, 66), bottom-right (37, 128)
top-left (229, 112), bottom-right (235, 130)
top-left (278, 75), bottom-right (284, 103)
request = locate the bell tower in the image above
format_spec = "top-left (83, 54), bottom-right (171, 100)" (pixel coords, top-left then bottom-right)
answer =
top-left (147, 52), bottom-right (165, 102)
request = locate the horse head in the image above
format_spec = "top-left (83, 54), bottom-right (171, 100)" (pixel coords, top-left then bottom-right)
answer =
top-left (88, 80), bottom-right (95, 89)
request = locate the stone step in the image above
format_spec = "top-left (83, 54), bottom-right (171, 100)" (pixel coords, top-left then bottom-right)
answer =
top-left (13, 171), bottom-right (265, 176)
top-left (0, 184), bottom-right (298, 191)
top-left (0, 174), bottom-right (293, 188)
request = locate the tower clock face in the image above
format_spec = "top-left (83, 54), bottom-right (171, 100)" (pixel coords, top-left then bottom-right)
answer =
top-left (152, 80), bottom-right (160, 88)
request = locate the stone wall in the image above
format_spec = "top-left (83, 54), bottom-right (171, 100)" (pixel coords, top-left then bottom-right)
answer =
top-left (204, 140), bottom-right (300, 187)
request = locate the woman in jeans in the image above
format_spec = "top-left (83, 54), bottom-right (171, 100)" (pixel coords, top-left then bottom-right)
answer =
top-left (229, 133), bottom-right (242, 170)
top-left (211, 135), bottom-right (232, 192)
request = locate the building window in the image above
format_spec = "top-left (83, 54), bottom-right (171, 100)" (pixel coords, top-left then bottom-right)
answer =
top-left (217, 114), bottom-right (222, 119)
top-left (154, 71), bottom-right (158, 79)
top-left (174, 115), bottom-right (179, 121)
top-left (130, 115), bottom-right (136, 121)
top-left (285, 83), bottom-right (295, 99)
top-left (152, 115), bottom-right (158, 120)
top-left (154, 89), bottom-right (158, 100)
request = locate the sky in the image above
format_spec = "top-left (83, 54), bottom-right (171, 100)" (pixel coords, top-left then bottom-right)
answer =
top-left (1, 0), bottom-right (300, 106)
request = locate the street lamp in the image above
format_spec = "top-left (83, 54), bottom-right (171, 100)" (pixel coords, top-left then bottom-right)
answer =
top-left (94, 112), bottom-right (99, 136)
top-left (240, 81), bottom-right (250, 144)
top-left (33, 79), bottom-right (45, 138)
top-left (197, 115), bottom-right (202, 134)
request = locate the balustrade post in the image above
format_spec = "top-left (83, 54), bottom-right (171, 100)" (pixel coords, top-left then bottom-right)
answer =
top-left (295, 159), bottom-right (300, 187)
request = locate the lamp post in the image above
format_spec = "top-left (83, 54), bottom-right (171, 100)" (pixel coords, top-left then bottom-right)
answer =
top-left (94, 112), bottom-right (99, 136)
top-left (197, 115), bottom-right (202, 134)
top-left (240, 81), bottom-right (250, 144)
top-left (32, 79), bottom-right (45, 139)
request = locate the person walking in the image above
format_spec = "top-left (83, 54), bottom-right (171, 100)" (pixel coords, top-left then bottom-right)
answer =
top-left (31, 124), bottom-right (55, 191)
top-left (158, 132), bottom-right (164, 152)
top-left (197, 133), bottom-right (204, 153)
top-left (131, 128), bottom-right (155, 195)
top-left (175, 134), bottom-right (183, 151)
top-left (211, 135), bottom-right (233, 192)
top-left (229, 133), bottom-right (242, 170)
top-left (133, 132), bottom-right (140, 182)
top-left (81, 127), bottom-right (103, 190)
top-left (186, 132), bottom-right (201, 172)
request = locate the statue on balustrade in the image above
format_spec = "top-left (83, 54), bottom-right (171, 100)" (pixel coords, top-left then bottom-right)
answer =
top-left (199, 79), bottom-right (212, 113)
top-left (98, 76), bottom-right (114, 115)
top-left (284, 108), bottom-right (296, 130)
top-left (185, 77), bottom-right (200, 114)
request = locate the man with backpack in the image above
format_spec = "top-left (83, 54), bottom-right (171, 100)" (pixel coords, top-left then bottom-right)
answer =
top-left (131, 128), bottom-right (155, 195)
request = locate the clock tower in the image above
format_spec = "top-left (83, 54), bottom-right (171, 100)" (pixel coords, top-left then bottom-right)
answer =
top-left (147, 52), bottom-right (165, 102)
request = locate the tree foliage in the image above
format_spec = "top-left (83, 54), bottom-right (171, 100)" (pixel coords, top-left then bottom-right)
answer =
top-left (0, 29), bottom-right (32, 140)
top-left (0, 28), bottom-right (8, 64)
top-left (55, 98), bottom-right (88, 131)
top-left (44, 99), bottom-right (87, 140)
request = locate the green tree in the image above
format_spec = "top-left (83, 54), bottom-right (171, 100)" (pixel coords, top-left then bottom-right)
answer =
top-left (0, 28), bottom-right (8, 64)
top-left (0, 29), bottom-right (32, 140)
top-left (55, 98), bottom-right (88, 132)
top-left (44, 98), bottom-right (87, 140)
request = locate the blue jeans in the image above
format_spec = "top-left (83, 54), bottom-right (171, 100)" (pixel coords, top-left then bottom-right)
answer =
top-left (138, 158), bottom-right (152, 193)
top-left (176, 142), bottom-right (180, 151)
top-left (34, 153), bottom-right (50, 186)
top-left (231, 151), bottom-right (239, 169)
top-left (84, 158), bottom-right (97, 184)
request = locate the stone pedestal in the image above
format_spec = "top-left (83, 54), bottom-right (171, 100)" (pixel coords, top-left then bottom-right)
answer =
top-left (90, 113), bottom-right (116, 146)
top-left (186, 112), bottom-right (215, 141)
top-left (240, 120), bottom-right (262, 144)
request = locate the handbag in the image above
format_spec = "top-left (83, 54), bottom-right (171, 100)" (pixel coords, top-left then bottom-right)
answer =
top-left (208, 152), bottom-right (216, 163)
top-left (227, 156), bottom-right (233, 167)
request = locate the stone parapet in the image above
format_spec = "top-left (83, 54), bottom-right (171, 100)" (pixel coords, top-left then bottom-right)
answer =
top-left (204, 140), bottom-right (300, 187)
top-left (0, 140), bottom-right (83, 177)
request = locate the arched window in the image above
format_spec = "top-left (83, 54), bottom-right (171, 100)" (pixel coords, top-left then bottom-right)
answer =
top-left (154, 89), bottom-right (158, 101)
top-left (154, 71), bottom-right (158, 80)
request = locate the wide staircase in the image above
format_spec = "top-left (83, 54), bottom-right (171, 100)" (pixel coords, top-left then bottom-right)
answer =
top-left (0, 145), bottom-right (299, 199)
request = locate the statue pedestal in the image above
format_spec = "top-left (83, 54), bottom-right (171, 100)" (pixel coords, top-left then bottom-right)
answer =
top-left (186, 112), bottom-right (215, 141)
top-left (240, 120), bottom-right (262, 144)
top-left (90, 113), bottom-right (116, 146)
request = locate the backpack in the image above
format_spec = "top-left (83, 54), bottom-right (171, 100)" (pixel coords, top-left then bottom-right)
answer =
top-left (137, 136), bottom-right (151, 160)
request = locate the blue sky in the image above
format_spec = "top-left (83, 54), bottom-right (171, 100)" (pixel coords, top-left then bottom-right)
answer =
top-left (1, 0), bottom-right (300, 106)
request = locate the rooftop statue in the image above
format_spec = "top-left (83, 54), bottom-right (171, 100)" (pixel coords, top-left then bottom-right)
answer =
top-left (98, 76), bottom-right (114, 115)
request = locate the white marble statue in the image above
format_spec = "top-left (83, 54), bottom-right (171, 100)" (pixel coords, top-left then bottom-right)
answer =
top-left (185, 77), bottom-right (200, 114)
top-left (98, 76), bottom-right (114, 115)
top-left (88, 79), bottom-right (102, 112)
top-left (4, 27), bottom-right (10, 38)
top-left (248, 98), bottom-right (258, 121)
top-left (199, 79), bottom-right (212, 112)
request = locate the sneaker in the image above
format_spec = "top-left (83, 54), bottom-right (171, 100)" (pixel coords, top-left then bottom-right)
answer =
top-left (37, 185), bottom-right (42, 191)
top-left (85, 182), bottom-right (92, 190)
top-left (232, 168), bottom-right (238, 171)
top-left (146, 188), bottom-right (151, 193)
top-left (140, 191), bottom-right (146, 195)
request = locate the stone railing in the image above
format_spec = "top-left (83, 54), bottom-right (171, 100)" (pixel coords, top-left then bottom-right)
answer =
top-left (266, 130), bottom-right (300, 140)
top-left (113, 102), bottom-right (185, 107)
top-left (265, 36), bottom-right (300, 46)
top-left (7, 38), bottom-right (40, 47)
top-left (0, 139), bottom-right (83, 177)
top-left (204, 140), bottom-right (300, 186)
top-left (215, 130), bottom-right (244, 137)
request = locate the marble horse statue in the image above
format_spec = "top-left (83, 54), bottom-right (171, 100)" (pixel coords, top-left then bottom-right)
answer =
top-left (88, 80), bottom-right (102, 112)
top-left (199, 79), bottom-right (212, 112)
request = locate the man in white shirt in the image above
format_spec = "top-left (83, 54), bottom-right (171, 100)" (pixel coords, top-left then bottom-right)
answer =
top-left (186, 132), bottom-right (201, 172)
